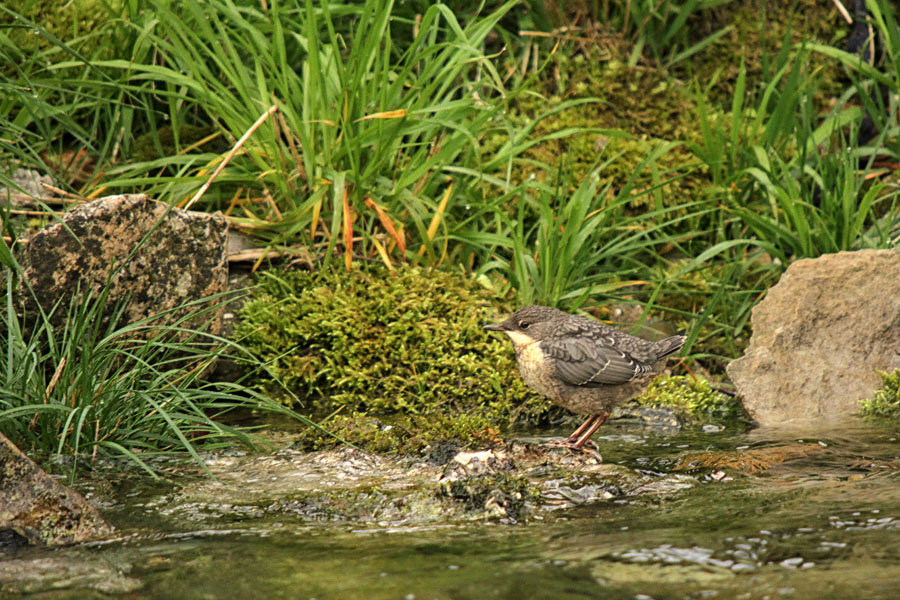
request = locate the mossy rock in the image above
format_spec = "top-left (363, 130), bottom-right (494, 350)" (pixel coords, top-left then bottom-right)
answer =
top-left (635, 375), bottom-right (746, 426)
top-left (859, 370), bottom-right (900, 420)
top-left (437, 471), bottom-right (538, 521)
top-left (237, 264), bottom-right (550, 451)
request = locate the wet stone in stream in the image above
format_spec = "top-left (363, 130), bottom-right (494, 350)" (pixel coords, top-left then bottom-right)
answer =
top-left (0, 551), bottom-right (142, 594)
top-left (136, 441), bottom-right (698, 527)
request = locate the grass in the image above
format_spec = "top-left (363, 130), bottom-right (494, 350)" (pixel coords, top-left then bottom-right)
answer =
top-left (6, 0), bottom-right (553, 265)
top-left (2, 0), bottom-right (900, 466)
top-left (468, 154), bottom-right (709, 310)
top-left (1, 279), bottom-right (241, 478)
top-left (523, 0), bottom-right (734, 69)
top-left (687, 41), bottom-right (899, 263)
top-left (0, 231), bottom-right (337, 480)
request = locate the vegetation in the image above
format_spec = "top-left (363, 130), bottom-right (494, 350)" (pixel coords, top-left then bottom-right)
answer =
top-left (0, 283), bottom-right (233, 478)
top-left (859, 370), bottom-right (900, 419)
top-left (635, 375), bottom-right (745, 425)
top-left (238, 263), bottom-right (552, 451)
top-left (236, 265), bottom-right (532, 413)
top-left (294, 410), bottom-right (504, 454)
top-left (438, 470), bottom-right (538, 521)
top-left (2, 0), bottom-right (900, 465)
top-left (0, 239), bottom-right (329, 479)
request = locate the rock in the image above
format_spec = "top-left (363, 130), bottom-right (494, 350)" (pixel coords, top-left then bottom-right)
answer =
top-left (0, 555), bottom-right (142, 594)
top-left (0, 168), bottom-right (56, 205)
top-left (18, 193), bottom-right (227, 334)
top-left (438, 449), bottom-right (515, 482)
top-left (0, 433), bottom-right (114, 545)
top-left (727, 250), bottom-right (900, 427)
top-left (155, 442), bottom-right (691, 526)
top-left (611, 405), bottom-right (683, 430)
top-left (436, 450), bottom-right (531, 520)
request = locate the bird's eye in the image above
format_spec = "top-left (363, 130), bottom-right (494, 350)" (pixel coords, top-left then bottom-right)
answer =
top-left (518, 320), bottom-right (530, 329)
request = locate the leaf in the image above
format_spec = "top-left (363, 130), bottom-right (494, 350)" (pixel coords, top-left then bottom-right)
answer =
top-left (342, 187), bottom-right (353, 272)
top-left (364, 196), bottom-right (406, 257)
top-left (355, 109), bottom-right (408, 121)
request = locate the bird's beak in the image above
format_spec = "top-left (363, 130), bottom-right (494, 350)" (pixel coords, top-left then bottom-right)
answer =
top-left (484, 317), bottom-right (512, 332)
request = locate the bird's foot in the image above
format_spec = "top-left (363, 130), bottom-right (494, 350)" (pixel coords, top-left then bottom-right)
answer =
top-left (546, 437), bottom-right (600, 451)
top-left (544, 438), bottom-right (603, 461)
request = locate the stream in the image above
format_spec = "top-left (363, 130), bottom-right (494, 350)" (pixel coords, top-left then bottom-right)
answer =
top-left (2, 420), bottom-right (900, 599)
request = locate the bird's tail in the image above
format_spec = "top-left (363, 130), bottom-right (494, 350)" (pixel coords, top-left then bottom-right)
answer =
top-left (654, 335), bottom-right (686, 359)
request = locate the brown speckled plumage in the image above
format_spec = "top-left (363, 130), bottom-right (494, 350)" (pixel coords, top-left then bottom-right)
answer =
top-left (486, 305), bottom-right (685, 450)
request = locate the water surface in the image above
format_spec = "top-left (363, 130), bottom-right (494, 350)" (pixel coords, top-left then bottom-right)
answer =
top-left (3, 422), bottom-right (900, 599)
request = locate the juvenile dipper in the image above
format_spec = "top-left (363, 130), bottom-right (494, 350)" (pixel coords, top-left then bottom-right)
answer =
top-left (485, 305), bottom-right (685, 451)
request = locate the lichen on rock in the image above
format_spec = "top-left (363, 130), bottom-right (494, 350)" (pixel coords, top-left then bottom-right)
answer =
top-left (17, 194), bottom-right (228, 336)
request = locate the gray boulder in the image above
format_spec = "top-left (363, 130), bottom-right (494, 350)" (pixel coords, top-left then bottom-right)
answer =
top-left (0, 433), bottom-right (113, 545)
top-left (18, 193), bottom-right (227, 334)
top-left (727, 249), bottom-right (900, 427)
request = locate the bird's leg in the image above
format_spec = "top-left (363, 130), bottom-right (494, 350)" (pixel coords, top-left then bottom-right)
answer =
top-left (545, 412), bottom-right (610, 456)
top-left (565, 415), bottom-right (599, 444)
top-left (571, 412), bottom-right (610, 449)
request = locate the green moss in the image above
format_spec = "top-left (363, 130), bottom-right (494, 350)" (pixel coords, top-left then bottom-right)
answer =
top-left (294, 411), bottom-right (503, 455)
top-left (2, 0), bottom-right (124, 61)
top-left (685, 0), bottom-right (847, 106)
top-left (497, 56), bottom-right (710, 214)
top-left (635, 376), bottom-right (745, 425)
top-left (237, 264), bottom-right (550, 451)
top-left (859, 370), bottom-right (900, 419)
top-left (437, 472), bottom-right (539, 521)
top-left (131, 125), bottom-right (224, 162)
top-left (479, 0), bottom-right (848, 238)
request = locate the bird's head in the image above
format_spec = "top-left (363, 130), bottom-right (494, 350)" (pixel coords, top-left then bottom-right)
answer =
top-left (484, 305), bottom-right (564, 346)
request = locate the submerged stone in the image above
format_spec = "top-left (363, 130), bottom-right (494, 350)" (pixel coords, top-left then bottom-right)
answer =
top-left (0, 554), bottom-right (141, 594)
top-left (672, 442), bottom-right (826, 475)
top-left (145, 442), bottom-right (695, 527)
top-left (0, 433), bottom-right (113, 545)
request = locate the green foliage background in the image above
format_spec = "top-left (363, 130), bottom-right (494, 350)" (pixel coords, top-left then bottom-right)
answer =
top-left (3, 0), bottom-right (900, 462)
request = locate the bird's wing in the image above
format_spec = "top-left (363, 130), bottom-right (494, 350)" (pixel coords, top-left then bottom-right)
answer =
top-left (540, 335), bottom-right (653, 386)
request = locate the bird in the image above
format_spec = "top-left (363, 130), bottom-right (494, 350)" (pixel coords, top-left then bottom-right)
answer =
top-left (485, 305), bottom-right (685, 453)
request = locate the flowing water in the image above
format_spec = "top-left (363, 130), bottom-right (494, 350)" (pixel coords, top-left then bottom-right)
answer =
top-left (3, 421), bottom-right (900, 599)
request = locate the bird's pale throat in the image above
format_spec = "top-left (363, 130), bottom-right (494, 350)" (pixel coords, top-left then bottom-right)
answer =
top-left (503, 330), bottom-right (536, 346)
